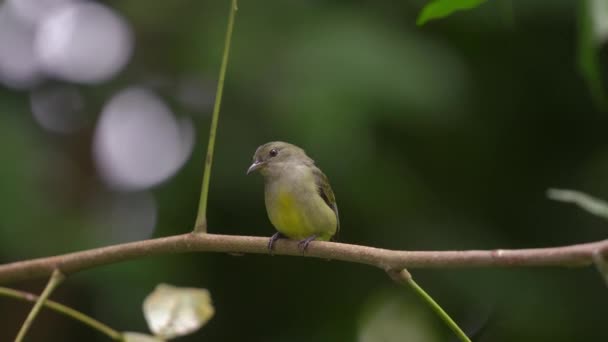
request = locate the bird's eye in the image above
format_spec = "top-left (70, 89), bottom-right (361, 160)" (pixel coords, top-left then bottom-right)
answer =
top-left (269, 149), bottom-right (278, 157)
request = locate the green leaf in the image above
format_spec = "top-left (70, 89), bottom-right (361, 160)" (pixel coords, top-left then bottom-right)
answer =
top-left (547, 188), bottom-right (608, 221)
top-left (578, 0), bottom-right (608, 110)
top-left (417, 0), bottom-right (487, 26)
top-left (143, 284), bottom-right (214, 340)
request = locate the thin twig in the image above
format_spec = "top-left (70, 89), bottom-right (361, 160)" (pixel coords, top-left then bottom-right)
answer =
top-left (389, 269), bottom-right (471, 342)
top-left (548, 188), bottom-right (608, 221)
top-left (409, 278), bottom-right (471, 341)
top-left (193, 0), bottom-right (238, 233)
top-left (592, 251), bottom-right (608, 287)
top-left (0, 286), bottom-right (121, 340)
top-left (14, 269), bottom-right (65, 342)
top-left (1, 233), bottom-right (607, 284)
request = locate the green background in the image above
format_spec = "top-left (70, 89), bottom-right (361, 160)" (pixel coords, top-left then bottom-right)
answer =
top-left (0, 0), bottom-right (607, 341)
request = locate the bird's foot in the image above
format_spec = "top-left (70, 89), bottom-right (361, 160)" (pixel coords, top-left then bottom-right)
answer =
top-left (297, 235), bottom-right (318, 252)
top-left (268, 232), bottom-right (285, 254)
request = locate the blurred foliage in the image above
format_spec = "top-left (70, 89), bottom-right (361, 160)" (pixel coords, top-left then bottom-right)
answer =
top-left (417, 0), bottom-right (487, 26)
top-left (578, 0), bottom-right (608, 110)
top-left (1, 0), bottom-right (608, 341)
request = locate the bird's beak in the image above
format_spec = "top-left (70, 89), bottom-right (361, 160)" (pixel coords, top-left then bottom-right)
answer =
top-left (246, 160), bottom-right (264, 175)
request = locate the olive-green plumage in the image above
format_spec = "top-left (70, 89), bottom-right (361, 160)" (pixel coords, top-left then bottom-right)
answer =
top-left (247, 141), bottom-right (339, 250)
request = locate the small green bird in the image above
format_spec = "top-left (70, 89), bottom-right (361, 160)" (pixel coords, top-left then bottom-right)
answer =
top-left (247, 141), bottom-right (339, 251)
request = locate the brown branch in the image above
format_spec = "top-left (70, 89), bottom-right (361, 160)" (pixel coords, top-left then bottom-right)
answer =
top-left (0, 233), bottom-right (607, 284)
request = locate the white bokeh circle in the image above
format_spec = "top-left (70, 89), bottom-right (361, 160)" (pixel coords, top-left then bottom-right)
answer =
top-left (35, 2), bottom-right (133, 84)
top-left (94, 87), bottom-right (194, 191)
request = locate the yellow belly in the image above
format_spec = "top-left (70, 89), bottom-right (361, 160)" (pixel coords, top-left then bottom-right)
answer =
top-left (264, 171), bottom-right (337, 241)
top-left (268, 191), bottom-right (317, 239)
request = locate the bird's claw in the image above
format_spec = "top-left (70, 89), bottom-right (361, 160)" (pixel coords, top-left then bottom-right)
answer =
top-left (297, 235), bottom-right (318, 252)
top-left (268, 232), bottom-right (284, 254)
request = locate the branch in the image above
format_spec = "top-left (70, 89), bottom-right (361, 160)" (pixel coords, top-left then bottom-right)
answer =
top-left (1, 233), bottom-right (607, 284)
top-left (0, 286), bottom-right (121, 340)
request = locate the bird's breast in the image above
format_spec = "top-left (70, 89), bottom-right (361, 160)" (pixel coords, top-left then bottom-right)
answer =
top-left (263, 169), bottom-right (317, 238)
top-left (263, 168), bottom-right (336, 240)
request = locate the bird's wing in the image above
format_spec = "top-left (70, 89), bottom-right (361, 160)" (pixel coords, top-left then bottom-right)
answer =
top-left (313, 166), bottom-right (340, 237)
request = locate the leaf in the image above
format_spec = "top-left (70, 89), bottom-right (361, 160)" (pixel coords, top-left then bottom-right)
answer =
top-left (417, 0), bottom-right (487, 26)
top-left (547, 188), bottom-right (608, 221)
top-left (122, 332), bottom-right (165, 342)
top-left (143, 284), bottom-right (214, 340)
top-left (578, 0), bottom-right (608, 110)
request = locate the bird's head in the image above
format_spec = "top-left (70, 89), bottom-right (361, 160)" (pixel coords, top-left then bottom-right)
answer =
top-left (247, 141), bottom-right (312, 177)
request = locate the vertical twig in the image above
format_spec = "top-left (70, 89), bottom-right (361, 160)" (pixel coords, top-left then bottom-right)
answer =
top-left (14, 269), bottom-right (65, 342)
top-left (592, 251), bottom-right (608, 287)
top-left (0, 286), bottom-right (121, 340)
top-left (389, 269), bottom-right (471, 342)
top-left (193, 0), bottom-right (239, 233)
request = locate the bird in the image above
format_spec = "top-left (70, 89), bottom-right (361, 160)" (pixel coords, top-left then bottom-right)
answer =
top-left (247, 141), bottom-right (339, 251)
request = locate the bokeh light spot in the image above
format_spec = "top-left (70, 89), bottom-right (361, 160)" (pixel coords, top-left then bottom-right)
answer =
top-left (35, 1), bottom-right (133, 84)
top-left (0, 4), bottom-right (43, 89)
top-left (88, 191), bottom-right (158, 245)
top-left (94, 87), bottom-right (195, 191)
top-left (8, 0), bottom-right (75, 25)
top-left (30, 85), bottom-right (86, 133)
